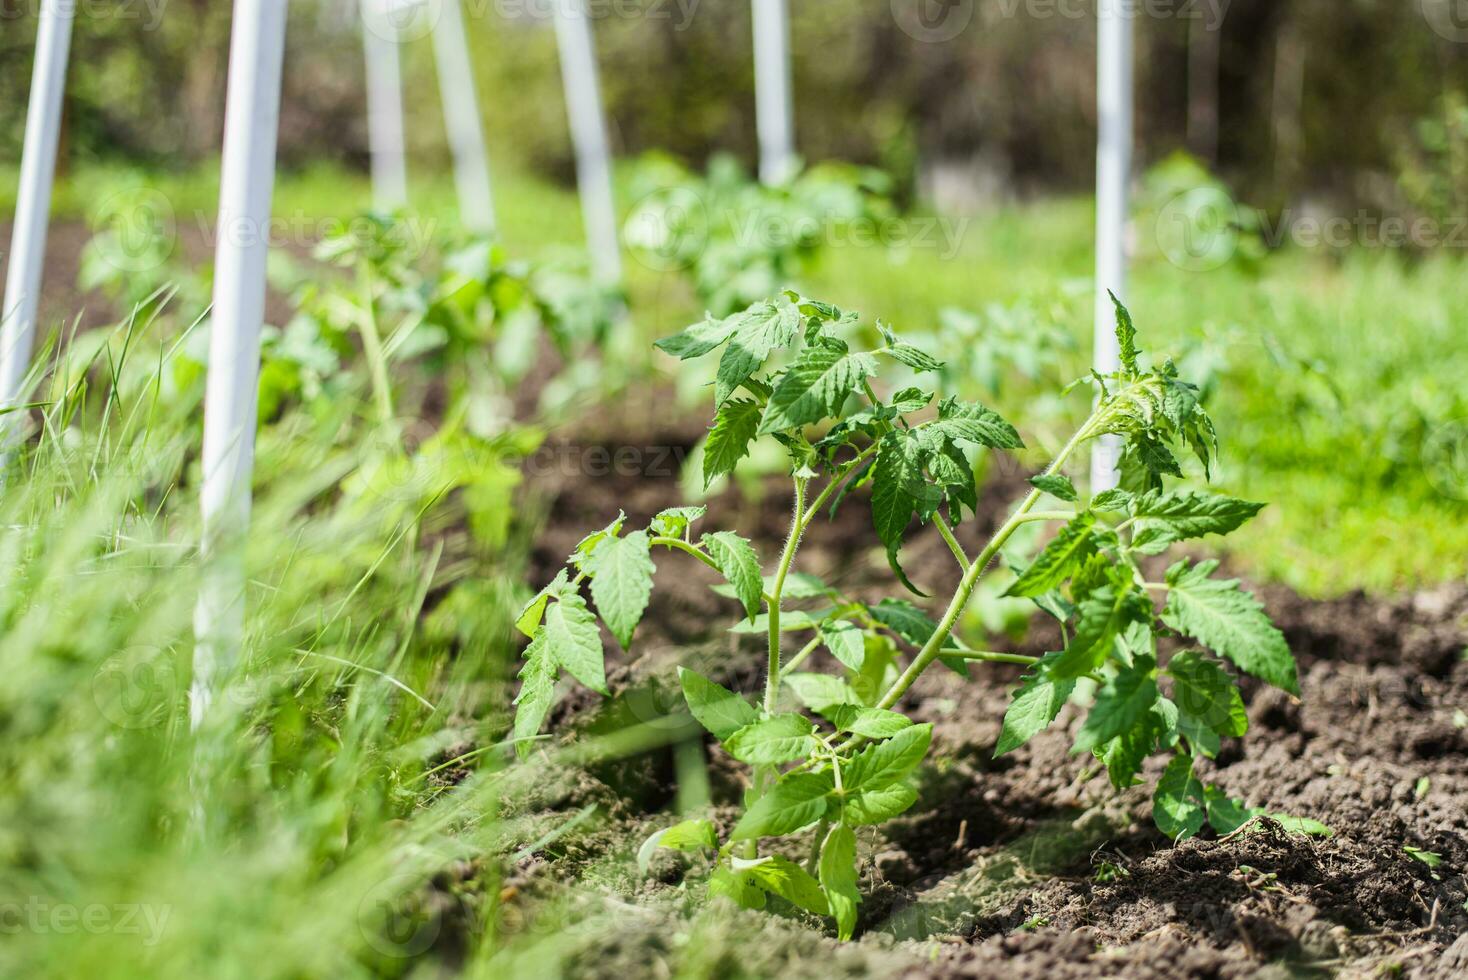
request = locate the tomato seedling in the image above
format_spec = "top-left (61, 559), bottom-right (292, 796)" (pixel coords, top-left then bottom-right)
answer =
top-left (515, 292), bottom-right (1299, 939)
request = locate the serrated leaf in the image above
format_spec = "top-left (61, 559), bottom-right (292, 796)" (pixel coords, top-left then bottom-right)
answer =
top-left (587, 530), bottom-right (655, 649)
top-left (512, 629), bottom-right (557, 759)
top-left (679, 667), bottom-right (759, 741)
top-left (515, 568), bottom-right (570, 638)
top-left (1153, 752), bottom-right (1206, 840)
top-left (1162, 560), bottom-right (1298, 695)
top-left (995, 664), bottom-right (1076, 757)
top-left (703, 398), bottom-right (763, 489)
top-left (743, 855), bottom-right (829, 915)
top-left (1268, 814), bottom-right (1333, 837)
top-left (840, 783), bottom-right (919, 825)
top-left (868, 598), bottom-right (938, 646)
top-left (926, 396), bottom-right (1024, 450)
top-left (1109, 291), bottom-right (1140, 375)
top-left (1128, 490), bottom-right (1265, 555)
top-left (823, 622), bottom-right (866, 671)
top-left (783, 673), bottom-right (856, 713)
top-left (883, 343), bottom-right (944, 373)
top-left (655, 312), bottom-right (740, 359)
top-left (1028, 474), bottom-right (1078, 502)
top-left (759, 344), bottom-right (878, 434)
top-left (571, 512), bottom-right (627, 567)
top-left (819, 825), bottom-right (860, 940)
top-left (825, 704), bottom-right (912, 739)
top-left (1167, 650), bottom-right (1248, 739)
top-left (1005, 514), bottom-right (1097, 598)
top-left (843, 723), bottom-right (932, 792)
top-left (1202, 786), bottom-right (1262, 836)
top-left (1048, 584), bottom-right (1149, 679)
top-left (637, 818), bottom-right (718, 875)
top-left (1075, 657), bottom-right (1159, 753)
top-left (1100, 705), bottom-right (1169, 789)
top-left (730, 772), bottom-right (834, 840)
top-left (1091, 488), bottom-right (1132, 511)
top-left (544, 594), bottom-right (607, 694)
top-left (650, 505), bottom-right (706, 538)
top-left (724, 714), bottom-right (817, 764)
top-left (702, 531), bottom-right (763, 621)
top-left (716, 301), bottom-right (803, 405)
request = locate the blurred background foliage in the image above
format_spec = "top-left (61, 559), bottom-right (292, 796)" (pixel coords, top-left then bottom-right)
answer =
top-left (2, 0), bottom-right (1465, 217)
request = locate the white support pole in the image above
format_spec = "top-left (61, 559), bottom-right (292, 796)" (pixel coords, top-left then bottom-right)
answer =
top-left (751, 0), bottom-right (795, 185)
top-left (0, 0), bottom-right (75, 416)
top-left (192, 0), bottom-right (289, 730)
top-left (552, 0), bottom-right (622, 286)
top-left (1091, 0), bottom-right (1132, 493)
top-left (362, 0), bottom-right (409, 211)
top-left (432, 0), bottom-right (496, 235)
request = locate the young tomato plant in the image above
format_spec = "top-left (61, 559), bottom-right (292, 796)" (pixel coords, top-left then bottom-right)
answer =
top-left (514, 292), bottom-right (1299, 939)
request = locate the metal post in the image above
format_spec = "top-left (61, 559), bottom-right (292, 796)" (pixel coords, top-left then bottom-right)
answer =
top-left (0, 0), bottom-right (75, 417)
top-left (432, 0), bottom-right (496, 234)
top-left (552, 0), bottom-right (622, 286)
top-left (751, 0), bottom-right (795, 185)
top-left (1091, 0), bottom-right (1132, 493)
top-left (193, 0), bottom-right (290, 729)
top-left (362, 0), bottom-right (409, 211)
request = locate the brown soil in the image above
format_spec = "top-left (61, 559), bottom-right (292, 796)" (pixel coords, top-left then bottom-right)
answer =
top-left (509, 424), bottom-right (1468, 979)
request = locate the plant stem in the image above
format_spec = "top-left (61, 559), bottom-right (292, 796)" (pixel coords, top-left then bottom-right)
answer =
top-left (942, 650), bottom-right (1041, 666)
top-left (1013, 510), bottom-right (1078, 525)
top-left (779, 635), bottom-right (824, 677)
top-left (801, 442), bottom-right (880, 527)
top-left (933, 513), bottom-right (971, 573)
top-left (870, 420), bottom-right (1096, 717)
top-left (356, 263), bottom-right (396, 433)
top-left (764, 476), bottom-right (807, 716)
top-left (807, 818), bottom-right (830, 875)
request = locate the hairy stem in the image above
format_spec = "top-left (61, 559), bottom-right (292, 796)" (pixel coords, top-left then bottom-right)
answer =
top-left (933, 513), bottom-right (971, 573)
top-left (943, 651), bottom-right (1041, 666)
top-left (801, 442), bottom-right (880, 527)
top-left (356, 263), bottom-right (396, 433)
top-left (779, 634), bottom-right (824, 677)
top-left (764, 477), bottom-right (808, 716)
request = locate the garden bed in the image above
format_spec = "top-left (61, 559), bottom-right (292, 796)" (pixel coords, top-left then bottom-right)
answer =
top-left (502, 422), bottom-right (1468, 978)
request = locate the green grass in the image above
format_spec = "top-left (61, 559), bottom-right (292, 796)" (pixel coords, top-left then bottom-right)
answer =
top-left (7, 157), bottom-right (1466, 598)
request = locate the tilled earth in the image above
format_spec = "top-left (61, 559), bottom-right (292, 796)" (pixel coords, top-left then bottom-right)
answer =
top-left (501, 421), bottom-right (1468, 979)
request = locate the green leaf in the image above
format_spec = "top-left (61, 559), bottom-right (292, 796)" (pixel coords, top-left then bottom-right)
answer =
top-left (702, 531), bottom-right (763, 621)
top-left (1005, 514), bottom-right (1097, 598)
top-left (843, 723), bottom-right (932, 792)
top-left (868, 598), bottom-right (938, 647)
top-left (515, 568), bottom-right (570, 638)
top-left (926, 396), bottom-right (1024, 450)
top-left (1109, 291), bottom-right (1140, 375)
top-left (654, 312), bottom-right (740, 360)
top-left (1202, 786), bottom-right (1261, 836)
top-left (716, 301), bottom-right (803, 405)
top-left (840, 783), bottom-right (919, 826)
top-left (703, 398), bottom-right (764, 489)
top-left (1075, 657), bottom-right (1159, 753)
top-left (544, 594), bottom-right (607, 695)
top-left (818, 825), bottom-right (860, 940)
top-left (731, 772), bottom-right (834, 840)
top-left (823, 622), bottom-right (866, 671)
top-left (679, 667), bottom-right (758, 741)
top-left (742, 855), bottom-right (830, 915)
top-left (587, 530), bottom-right (655, 649)
top-left (512, 629), bottom-right (557, 758)
top-left (883, 343), bottom-right (944, 373)
top-left (1127, 490), bottom-right (1265, 555)
top-left (1167, 650), bottom-right (1248, 739)
top-left (650, 505), bottom-right (706, 538)
top-left (1162, 560), bottom-right (1298, 695)
top-left (637, 818), bottom-right (718, 875)
top-left (825, 704), bottom-right (912, 739)
top-left (724, 714), bottom-right (817, 764)
top-left (708, 867), bottom-right (766, 909)
top-left (995, 665), bottom-right (1076, 757)
top-left (759, 343), bottom-right (878, 434)
top-left (1269, 814), bottom-right (1333, 837)
top-left (1049, 585), bottom-right (1149, 679)
top-left (783, 673), bottom-right (857, 713)
top-left (1153, 752), bottom-right (1206, 840)
top-left (1028, 474), bottom-right (1078, 502)
top-left (1100, 705), bottom-right (1170, 789)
